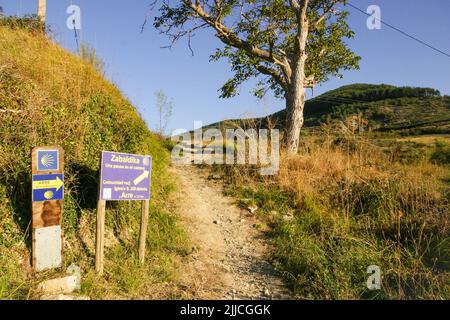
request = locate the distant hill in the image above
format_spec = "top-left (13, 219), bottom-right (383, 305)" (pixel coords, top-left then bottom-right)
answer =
top-left (204, 84), bottom-right (450, 135)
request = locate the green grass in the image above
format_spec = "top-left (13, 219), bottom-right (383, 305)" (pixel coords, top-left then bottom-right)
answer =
top-left (213, 134), bottom-right (450, 300)
top-left (0, 20), bottom-right (187, 299)
top-left (431, 140), bottom-right (450, 166)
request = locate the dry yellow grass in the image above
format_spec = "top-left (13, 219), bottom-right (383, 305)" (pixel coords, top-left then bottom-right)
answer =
top-left (278, 136), bottom-right (448, 206)
top-left (396, 135), bottom-right (450, 145)
top-left (219, 131), bottom-right (449, 299)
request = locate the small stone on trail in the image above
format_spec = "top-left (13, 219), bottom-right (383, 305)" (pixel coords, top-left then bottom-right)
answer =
top-left (66, 263), bottom-right (81, 290)
top-left (37, 264), bottom-right (83, 297)
top-left (37, 275), bottom-right (79, 294)
top-left (247, 205), bottom-right (258, 214)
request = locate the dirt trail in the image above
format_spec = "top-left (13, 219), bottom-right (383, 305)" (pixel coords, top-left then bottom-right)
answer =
top-left (172, 164), bottom-right (291, 300)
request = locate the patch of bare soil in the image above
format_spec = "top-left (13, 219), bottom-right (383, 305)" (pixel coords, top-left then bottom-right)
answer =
top-left (171, 165), bottom-right (291, 300)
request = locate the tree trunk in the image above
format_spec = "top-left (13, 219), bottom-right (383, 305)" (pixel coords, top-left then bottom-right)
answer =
top-left (285, 41), bottom-right (308, 152)
top-left (285, 82), bottom-right (306, 154)
top-left (284, 3), bottom-right (309, 155)
top-left (285, 74), bottom-right (307, 154)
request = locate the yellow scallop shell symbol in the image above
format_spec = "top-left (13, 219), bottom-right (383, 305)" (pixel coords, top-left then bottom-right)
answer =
top-left (44, 190), bottom-right (54, 200)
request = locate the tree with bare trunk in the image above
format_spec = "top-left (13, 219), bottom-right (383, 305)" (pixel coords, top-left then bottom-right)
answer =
top-left (155, 89), bottom-right (173, 136)
top-left (152, 0), bottom-right (360, 154)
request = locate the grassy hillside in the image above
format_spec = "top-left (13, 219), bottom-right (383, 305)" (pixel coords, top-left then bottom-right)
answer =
top-left (203, 84), bottom-right (450, 299)
top-left (0, 21), bottom-right (186, 299)
top-left (205, 84), bottom-right (450, 136)
top-left (216, 134), bottom-right (449, 299)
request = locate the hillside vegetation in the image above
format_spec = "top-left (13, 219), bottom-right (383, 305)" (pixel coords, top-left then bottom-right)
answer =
top-left (0, 20), bottom-right (186, 299)
top-left (207, 83), bottom-right (450, 136)
top-left (207, 85), bottom-right (450, 299)
top-left (217, 133), bottom-right (449, 299)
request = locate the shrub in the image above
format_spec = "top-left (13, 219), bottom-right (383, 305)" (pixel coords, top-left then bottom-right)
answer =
top-left (0, 14), bottom-right (45, 33)
top-left (220, 135), bottom-right (449, 299)
top-left (431, 140), bottom-right (450, 166)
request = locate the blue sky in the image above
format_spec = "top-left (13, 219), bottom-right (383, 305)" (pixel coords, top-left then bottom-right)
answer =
top-left (2, 0), bottom-right (450, 133)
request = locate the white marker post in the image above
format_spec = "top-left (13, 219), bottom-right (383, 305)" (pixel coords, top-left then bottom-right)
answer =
top-left (37, 0), bottom-right (46, 22)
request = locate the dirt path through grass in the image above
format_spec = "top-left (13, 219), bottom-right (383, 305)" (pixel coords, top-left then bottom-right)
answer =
top-left (171, 165), bottom-right (291, 299)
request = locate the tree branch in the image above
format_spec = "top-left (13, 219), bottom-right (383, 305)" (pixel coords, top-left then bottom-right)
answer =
top-left (293, 0), bottom-right (309, 55)
top-left (160, 21), bottom-right (208, 55)
top-left (183, 0), bottom-right (287, 68)
top-left (312, 1), bottom-right (338, 28)
top-left (289, 0), bottom-right (301, 11)
top-left (254, 63), bottom-right (287, 90)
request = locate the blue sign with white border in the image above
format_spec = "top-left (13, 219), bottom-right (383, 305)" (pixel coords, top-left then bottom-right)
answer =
top-left (99, 151), bottom-right (152, 201)
top-left (32, 174), bottom-right (64, 202)
top-left (37, 150), bottom-right (59, 171)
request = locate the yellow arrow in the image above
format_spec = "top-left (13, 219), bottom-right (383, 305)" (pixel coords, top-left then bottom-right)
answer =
top-left (33, 176), bottom-right (63, 191)
top-left (133, 170), bottom-right (149, 186)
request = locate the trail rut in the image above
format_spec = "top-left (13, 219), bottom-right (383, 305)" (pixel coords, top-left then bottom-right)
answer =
top-left (172, 164), bottom-right (291, 300)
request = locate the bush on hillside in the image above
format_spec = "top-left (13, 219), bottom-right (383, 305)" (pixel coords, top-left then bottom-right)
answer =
top-left (215, 135), bottom-right (450, 299)
top-left (431, 140), bottom-right (450, 165)
top-left (0, 14), bottom-right (45, 33)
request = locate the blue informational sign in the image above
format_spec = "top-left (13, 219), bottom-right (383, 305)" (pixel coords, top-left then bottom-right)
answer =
top-left (37, 150), bottom-right (59, 171)
top-left (32, 174), bottom-right (64, 202)
top-left (99, 151), bottom-right (152, 201)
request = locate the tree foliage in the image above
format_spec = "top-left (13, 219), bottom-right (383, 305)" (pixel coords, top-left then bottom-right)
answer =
top-left (153, 0), bottom-right (360, 99)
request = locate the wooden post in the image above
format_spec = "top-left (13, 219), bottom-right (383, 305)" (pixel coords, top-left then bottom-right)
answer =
top-left (31, 146), bottom-right (64, 272)
top-left (38, 0), bottom-right (46, 22)
top-left (95, 199), bottom-right (106, 274)
top-left (138, 200), bottom-right (150, 264)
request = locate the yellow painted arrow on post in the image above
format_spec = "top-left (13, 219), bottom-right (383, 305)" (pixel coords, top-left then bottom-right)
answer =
top-left (32, 176), bottom-right (63, 191)
top-left (133, 170), bottom-right (149, 186)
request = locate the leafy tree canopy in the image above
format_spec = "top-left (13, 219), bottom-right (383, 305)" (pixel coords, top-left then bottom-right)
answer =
top-left (153, 0), bottom-right (360, 99)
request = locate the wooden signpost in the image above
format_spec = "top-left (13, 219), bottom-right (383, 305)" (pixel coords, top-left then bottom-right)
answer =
top-left (95, 151), bottom-right (152, 274)
top-left (31, 146), bottom-right (64, 272)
